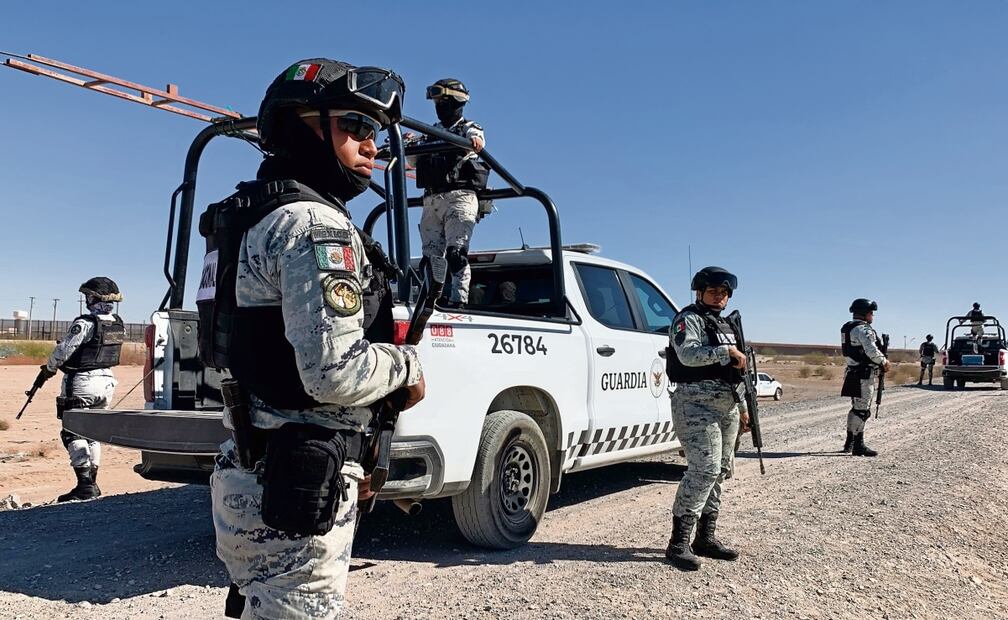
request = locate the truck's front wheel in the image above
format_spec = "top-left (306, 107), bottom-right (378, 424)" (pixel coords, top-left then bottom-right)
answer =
top-left (451, 410), bottom-right (550, 549)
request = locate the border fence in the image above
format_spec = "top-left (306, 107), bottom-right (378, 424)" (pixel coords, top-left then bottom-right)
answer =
top-left (0, 319), bottom-right (147, 343)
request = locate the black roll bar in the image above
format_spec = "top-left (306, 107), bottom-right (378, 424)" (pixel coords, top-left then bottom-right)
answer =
top-left (944, 315), bottom-right (1005, 348)
top-left (163, 117), bottom-right (258, 310)
top-left (164, 114), bottom-right (565, 318)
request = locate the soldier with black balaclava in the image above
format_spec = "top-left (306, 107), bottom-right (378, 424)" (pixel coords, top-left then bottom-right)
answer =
top-left (44, 277), bottom-right (124, 502)
top-left (202, 58), bottom-right (424, 619)
top-left (840, 298), bottom-right (890, 456)
top-left (413, 78), bottom-right (488, 307)
top-left (918, 334), bottom-right (938, 386)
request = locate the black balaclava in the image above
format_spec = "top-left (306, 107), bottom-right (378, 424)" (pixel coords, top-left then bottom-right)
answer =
top-left (258, 108), bottom-right (371, 204)
top-left (435, 99), bottom-right (465, 126)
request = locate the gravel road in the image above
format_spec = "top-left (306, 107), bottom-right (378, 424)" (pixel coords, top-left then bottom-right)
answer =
top-left (1, 384), bottom-right (1005, 619)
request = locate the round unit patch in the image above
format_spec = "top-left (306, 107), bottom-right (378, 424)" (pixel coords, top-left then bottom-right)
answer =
top-left (649, 358), bottom-right (667, 398)
top-left (323, 276), bottom-right (362, 316)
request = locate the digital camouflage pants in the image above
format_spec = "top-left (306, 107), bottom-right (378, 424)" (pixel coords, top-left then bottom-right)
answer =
top-left (59, 370), bottom-right (115, 468)
top-left (670, 382), bottom-right (740, 518)
top-left (848, 370), bottom-right (877, 435)
top-left (211, 440), bottom-right (364, 620)
top-left (419, 189), bottom-right (478, 303)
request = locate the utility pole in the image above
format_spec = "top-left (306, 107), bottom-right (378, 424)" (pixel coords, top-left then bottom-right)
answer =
top-left (52, 298), bottom-right (59, 340)
top-left (27, 296), bottom-right (35, 340)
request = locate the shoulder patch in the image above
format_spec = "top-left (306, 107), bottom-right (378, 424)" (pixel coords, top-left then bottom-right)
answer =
top-left (310, 226), bottom-right (352, 245)
top-left (323, 275), bottom-right (362, 316)
top-left (675, 320), bottom-right (687, 333)
top-left (315, 244), bottom-right (357, 272)
top-left (69, 324), bottom-right (82, 336)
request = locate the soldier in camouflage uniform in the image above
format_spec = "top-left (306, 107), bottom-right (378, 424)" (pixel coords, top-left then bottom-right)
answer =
top-left (663, 266), bottom-right (749, 571)
top-left (45, 277), bottom-right (125, 502)
top-left (208, 59), bottom-right (424, 619)
top-left (918, 334), bottom-right (938, 386)
top-left (840, 298), bottom-right (890, 457)
top-left (413, 78), bottom-right (487, 306)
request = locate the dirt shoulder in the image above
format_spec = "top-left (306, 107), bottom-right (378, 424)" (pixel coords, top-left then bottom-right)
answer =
top-left (0, 379), bottom-right (1005, 619)
top-left (0, 365), bottom-right (178, 506)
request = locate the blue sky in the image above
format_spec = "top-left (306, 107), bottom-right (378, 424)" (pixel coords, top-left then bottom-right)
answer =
top-left (1, 2), bottom-right (1005, 345)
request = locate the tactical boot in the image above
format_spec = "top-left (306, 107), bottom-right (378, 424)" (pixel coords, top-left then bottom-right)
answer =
top-left (851, 434), bottom-right (878, 457)
top-left (691, 512), bottom-right (739, 561)
top-left (90, 465), bottom-right (102, 497)
top-left (665, 514), bottom-right (701, 571)
top-left (842, 431), bottom-right (853, 453)
top-left (57, 466), bottom-right (101, 502)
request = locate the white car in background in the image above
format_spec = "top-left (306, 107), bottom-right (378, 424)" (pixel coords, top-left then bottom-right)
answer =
top-left (756, 372), bottom-right (783, 400)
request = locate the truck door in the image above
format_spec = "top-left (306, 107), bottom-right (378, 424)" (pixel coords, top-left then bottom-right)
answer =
top-left (623, 272), bottom-right (679, 431)
top-left (573, 264), bottom-right (663, 456)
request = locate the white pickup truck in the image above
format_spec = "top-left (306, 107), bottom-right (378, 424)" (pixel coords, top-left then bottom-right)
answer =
top-left (63, 115), bottom-right (685, 549)
top-left (71, 244), bottom-right (683, 549)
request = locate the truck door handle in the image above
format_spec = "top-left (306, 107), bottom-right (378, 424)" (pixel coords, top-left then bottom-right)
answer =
top-left (658, 350), bottom-right (666, 359)
top-left (596, 345), bottom-right (616, 357)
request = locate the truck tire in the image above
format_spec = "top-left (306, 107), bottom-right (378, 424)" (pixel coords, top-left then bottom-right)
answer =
top-left (451, 410), bottom-right (550, 549)
top-left (943, 376), bottom-right (953, 390)
top-left (774, 388), bottom-right (783, 401)
top-left (956, 379), bottom-right (966, 389)
top-left (1000, 379), bottom-right (1008, 391)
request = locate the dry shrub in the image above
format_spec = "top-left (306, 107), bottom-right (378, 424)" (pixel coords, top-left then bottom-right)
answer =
top-left (798, 366), bottom-right (812, 378)
top-left (0, 341), bottom-right (55, 365)
top-left (813, 367), bottom-right (836, 380)
top-left (0, 419), bottom-right (9, 431)
top-left (32, 442), bottom-right (59, 459)
top-left (758, 347), bottom-right (779, 357)
top-left (887, 364), bottom-right (918, 385)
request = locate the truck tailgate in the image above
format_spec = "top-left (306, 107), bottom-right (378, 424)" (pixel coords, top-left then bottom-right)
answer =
top-left (62, 409), bottom-right (229, 455)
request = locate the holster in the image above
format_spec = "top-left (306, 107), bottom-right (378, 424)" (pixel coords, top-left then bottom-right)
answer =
top-left (55, 396), bottom-right (85, 420)
top-left (220, 379), bottom-right (267, 470)
top-left (260, 423), bottom-right (363, 537)
top-left (841, 368), bottom-right (863, 398)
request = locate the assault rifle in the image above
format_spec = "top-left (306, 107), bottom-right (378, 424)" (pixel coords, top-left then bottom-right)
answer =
top-left (875, 333), bottom-right (890, 419)
top-left (16, 366), bottom-right (53, 420)
top-left (364, 255), bottom-right (447, 497)
top-left (724, 310), bottom-right (766, 475)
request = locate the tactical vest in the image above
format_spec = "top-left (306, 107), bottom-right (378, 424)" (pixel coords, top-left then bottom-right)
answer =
top-left (196, 179), bottom-right (394, 410)
top-left (414, 120), bottom-right (489, 193)
top-left (841, 320), bottom-right (880, 366)
top-left (665, 304), bottom-right (739, 384)
top-left (62, 315), bottom-right (125, 372)
top-left (920, 342), bottom-right (937, 357)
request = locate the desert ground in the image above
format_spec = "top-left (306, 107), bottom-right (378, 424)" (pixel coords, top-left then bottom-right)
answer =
top-left (1, 361), bottom-right (1005, 619)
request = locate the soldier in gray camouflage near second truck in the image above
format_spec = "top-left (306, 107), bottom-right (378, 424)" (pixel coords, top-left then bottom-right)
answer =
top-left (840, 298), bottom-right (890, 457)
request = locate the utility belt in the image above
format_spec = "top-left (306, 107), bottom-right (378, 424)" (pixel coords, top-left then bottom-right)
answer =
top-left (424, 183), bottom-right (479, 197)
top-left (846, 363), bottom-right (878, 380)
top-left (221, 378), bottom-right (366, 537)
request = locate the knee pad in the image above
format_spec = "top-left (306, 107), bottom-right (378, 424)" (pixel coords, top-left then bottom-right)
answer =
top-left (850, 409), bottom-right (871, 422)
top-left (60, 430), bottom-right (81, 449)
top-left (445, 245), bottom-right (469, 272)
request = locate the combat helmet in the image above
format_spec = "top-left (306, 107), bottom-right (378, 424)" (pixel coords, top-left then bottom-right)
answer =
top-left (849, 298), bottom-right (877, 315)
top-left (426, 78), bottom-right (470, 103)
top-left (79, 277), bottom-right (122, 303)
top-left (690, 266), bottom-right (738, 297)
top-left (257, 59), bottom-right (405, 151)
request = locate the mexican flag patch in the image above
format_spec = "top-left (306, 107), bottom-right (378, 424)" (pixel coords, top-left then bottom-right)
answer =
top-left (286, 63), bottom-right (321, 82)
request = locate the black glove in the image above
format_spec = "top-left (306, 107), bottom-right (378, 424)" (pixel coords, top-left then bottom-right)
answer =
top-left (39, 364), bottom-right (57, 380)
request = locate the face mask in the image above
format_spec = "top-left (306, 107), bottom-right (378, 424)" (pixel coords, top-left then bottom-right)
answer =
top-left (263, 110), bottom-right (372, 203)
top-left (435, 99), bottom-right (464, 125)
